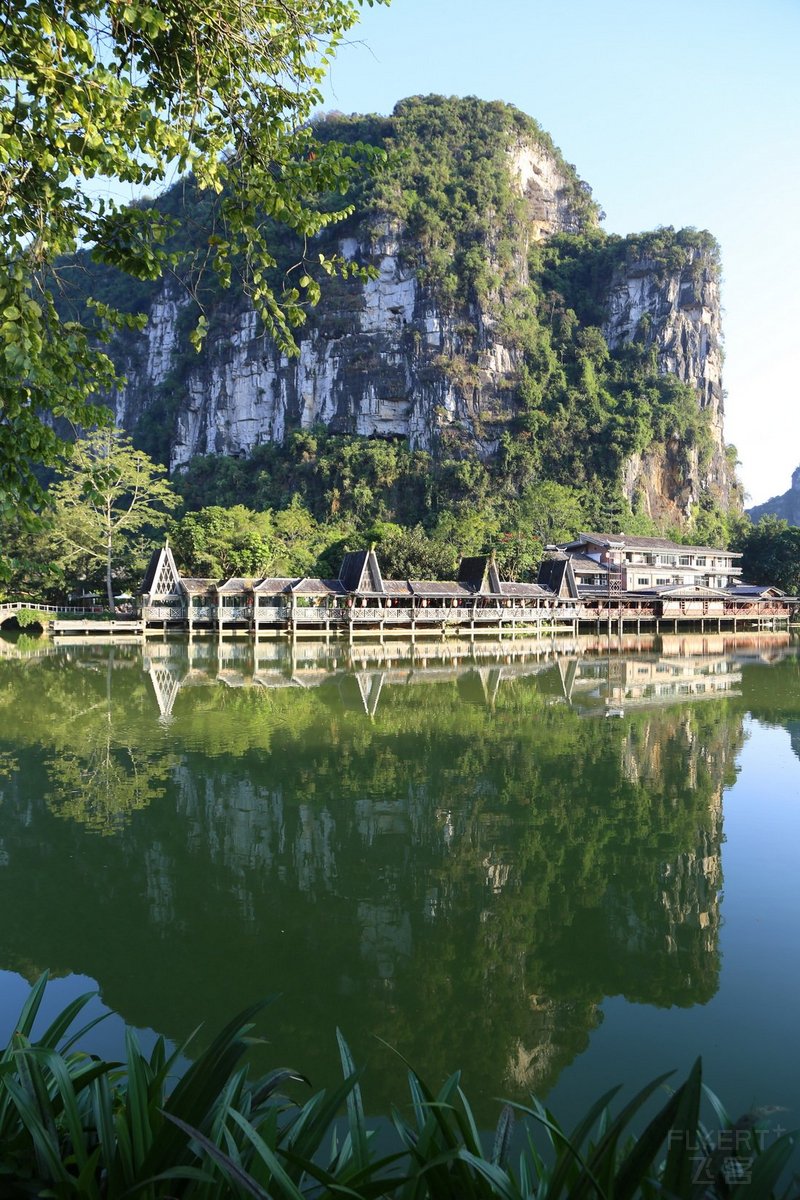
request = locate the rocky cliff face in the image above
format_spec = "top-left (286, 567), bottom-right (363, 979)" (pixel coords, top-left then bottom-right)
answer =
top-left (107, 96), bottom-right (738, 520)
top-left (747, 465), bottom-right (800, 525)
top-left (606, 250), bottom-right (732, 522)
top-left (114, 136), bottom-right (588, 471)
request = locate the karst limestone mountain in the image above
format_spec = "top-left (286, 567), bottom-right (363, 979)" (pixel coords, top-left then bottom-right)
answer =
top-left (89, 95), bottom-right (738, 526)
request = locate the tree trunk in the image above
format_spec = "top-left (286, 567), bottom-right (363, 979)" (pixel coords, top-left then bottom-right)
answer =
top-left (106, 531), bottom-right (115, 614)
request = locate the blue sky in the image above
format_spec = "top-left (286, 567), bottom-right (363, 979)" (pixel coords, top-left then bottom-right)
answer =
top-left (319, 0), bottom-right (800, 506)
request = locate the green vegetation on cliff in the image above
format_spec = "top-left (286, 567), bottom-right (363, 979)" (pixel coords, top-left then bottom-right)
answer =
top-left (44, 96), bottom-right (738, 578)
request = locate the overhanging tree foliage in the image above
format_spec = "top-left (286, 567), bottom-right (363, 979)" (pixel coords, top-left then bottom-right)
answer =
top-left (0, 0), bottom-right (386, 520)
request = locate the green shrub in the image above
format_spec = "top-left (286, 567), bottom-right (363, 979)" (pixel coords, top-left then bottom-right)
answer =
top-left (14, 608), bottom-right (51, 629)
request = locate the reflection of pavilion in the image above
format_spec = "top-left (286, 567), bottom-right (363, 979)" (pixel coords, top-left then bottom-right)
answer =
top-left (146, 659), bottom-right (184, 723)
top-left (142, 637), bottom-right (567, 720)
top-left (140, 632), bottom-right (793, 721)
top-left (557, 654), bottom-right (742, 716)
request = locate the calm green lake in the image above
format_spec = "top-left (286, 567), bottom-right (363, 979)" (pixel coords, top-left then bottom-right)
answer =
top-left (1, 631), bottom-right (799, 1128)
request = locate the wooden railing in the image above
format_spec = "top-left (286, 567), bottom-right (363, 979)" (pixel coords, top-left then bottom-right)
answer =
top-left (0, 602), bottom-right (101, 616)
top-left (141, 604), bottom-right (186, 621)
top-left (283, 605), bottom-right (577, 625)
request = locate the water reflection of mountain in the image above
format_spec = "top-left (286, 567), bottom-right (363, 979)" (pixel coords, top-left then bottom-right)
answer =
top-left (0, 634), bottom-right (791, 1113)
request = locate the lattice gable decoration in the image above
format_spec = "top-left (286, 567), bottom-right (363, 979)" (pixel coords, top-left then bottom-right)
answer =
top-left (148, 664), bottom-right (183, 721)
top-left (145, 544), bottom-right (182, 601)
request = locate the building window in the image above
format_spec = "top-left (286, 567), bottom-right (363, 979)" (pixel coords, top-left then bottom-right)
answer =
top-left (679, 556), bottom-right (691, 566)
top-left (637, 577), bottom-right (649, 585)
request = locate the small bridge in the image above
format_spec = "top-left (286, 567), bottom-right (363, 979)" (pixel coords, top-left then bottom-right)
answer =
top-left (0, 601), bottom-right (101, 627)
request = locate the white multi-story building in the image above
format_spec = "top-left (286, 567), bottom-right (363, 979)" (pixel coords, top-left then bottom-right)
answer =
top-left (559, 533), bottom-right (742, 594)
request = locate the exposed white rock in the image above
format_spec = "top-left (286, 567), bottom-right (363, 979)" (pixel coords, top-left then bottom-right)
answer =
top-left (360, 255), bottom-right (416, 332)
top-left (297, 335), bottom-right (341, 429)
top-left (338, 236), bottom-right (360, 261)
top-left (110, 145), bottom-right (734, 518)
top-left (145, 291), bottom-right (188, 385)
top-left (509, 142), bottom-right (584, 238)
top-left (422, 312), bottom-right (442, 348)
top-left (604, 256), bottom-right (723, 414)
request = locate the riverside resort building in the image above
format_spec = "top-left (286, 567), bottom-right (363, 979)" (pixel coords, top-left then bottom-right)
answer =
top-left (138, 533), bottom-right (791, 634)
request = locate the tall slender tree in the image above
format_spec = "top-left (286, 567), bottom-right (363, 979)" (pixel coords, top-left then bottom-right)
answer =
top-left (50, 429), bottom-right (176, 610)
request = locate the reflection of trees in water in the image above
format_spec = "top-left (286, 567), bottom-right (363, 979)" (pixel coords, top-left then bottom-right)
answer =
top-left (160, 686), bottom-right (738, 1098)
top-left (46, 740), bottom-right (174, 836)
top-left (33, 652), bottom-right (178, 835)
top-left (0, 646), bottom-right (748, 1111)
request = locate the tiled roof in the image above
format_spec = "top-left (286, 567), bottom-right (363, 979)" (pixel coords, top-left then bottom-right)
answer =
top-left (409, 580), bottom-right (474, 597)
top-left (499, 582), bottom-right (552, 597)
top-left (181, 578), bottom-right (216, 595)
top-left (456, 556), bottom-right (489, 590)
top-left (638, 585), bottom-right (730, 597)
top-left (728, 584), bottom-right (786, 597)
top-left (140, 547), bottom-right (161, 594)
top-left (569, 554), bottom-right (610, 572)
top-left (217, 578), bottom-right (256, 593)
top-left (254, 577), bottom-right (297, 594)
top-left (290, 578), bottom-right (347, 596)
top-left (569, 532), bottom-right (741, 557)
top-left (338, 550), bottom-right (367, 590)
top-left (536, 556), bottom-right (579, 598)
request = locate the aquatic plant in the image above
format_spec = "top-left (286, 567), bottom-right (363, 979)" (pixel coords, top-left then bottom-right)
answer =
top-left (0, 975), bottom-right (796, 1197)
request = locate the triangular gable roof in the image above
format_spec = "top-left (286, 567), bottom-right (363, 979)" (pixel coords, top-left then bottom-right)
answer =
top-left (338, 549), bottom-right (385, 594)
top-left (140, 543), bottom-right (182, 599)
top-left (457, 556), bottom-right (489, 590)
top-left (456, 555), bottom-right (503, 594)
top-left (536, 556), bottom-right (578, 599)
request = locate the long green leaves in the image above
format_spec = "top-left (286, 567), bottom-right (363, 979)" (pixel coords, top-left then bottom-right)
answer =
top-left (0, 977), bottom-right (796, 1199)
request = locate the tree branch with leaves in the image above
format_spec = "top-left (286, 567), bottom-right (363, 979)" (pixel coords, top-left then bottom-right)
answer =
top-left (0, 0), bottom-right (387, 521)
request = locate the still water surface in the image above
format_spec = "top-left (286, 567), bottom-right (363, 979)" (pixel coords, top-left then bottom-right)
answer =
top-left (1, 631), bottom-right (799, 1127)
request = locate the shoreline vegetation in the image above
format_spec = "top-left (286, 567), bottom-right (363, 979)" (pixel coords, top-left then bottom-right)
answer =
top-left (1, 977), bottom-right (796, 1199)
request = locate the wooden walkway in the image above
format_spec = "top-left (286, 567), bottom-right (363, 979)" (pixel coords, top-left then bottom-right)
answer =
top-left (2, 597), bottom-right (796, 639)
top-left (51, 619), bottom-right (145, 637)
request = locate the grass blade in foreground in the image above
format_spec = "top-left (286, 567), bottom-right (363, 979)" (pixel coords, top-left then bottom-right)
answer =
top-left (0, 978), bottom-right (796, 1199)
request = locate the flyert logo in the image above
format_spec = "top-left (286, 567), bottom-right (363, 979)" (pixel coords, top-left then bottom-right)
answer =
top-left (667, 1123), bottom-right (790, 1188)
